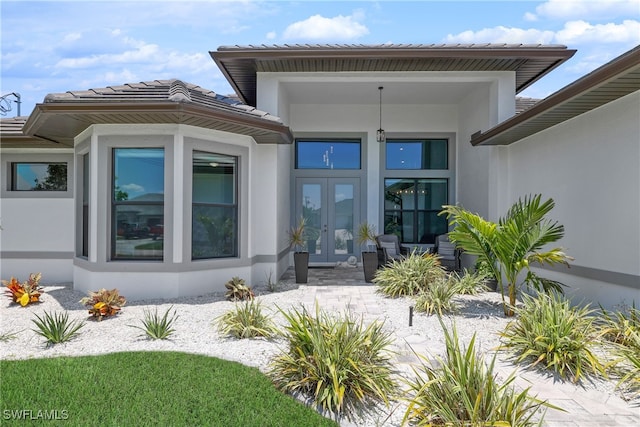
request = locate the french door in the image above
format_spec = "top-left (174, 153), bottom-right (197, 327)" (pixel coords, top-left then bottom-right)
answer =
top-left (295, 178), bottom-right (360, 263)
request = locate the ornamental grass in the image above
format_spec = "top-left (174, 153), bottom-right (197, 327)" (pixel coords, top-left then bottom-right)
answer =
top-left (373, 252), bottom-right (445, 298)
top-left (404, 319), bottom-right (550, 426)
top-left (500, 291), bottom-right (605, 383)
top-left (269, 304), bottom-right (397, 420)
top-left (215, 300), bottom-right (278, 339)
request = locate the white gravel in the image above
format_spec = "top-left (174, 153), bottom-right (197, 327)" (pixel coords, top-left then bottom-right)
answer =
top-left (0, 281), bottom-right (634, 426)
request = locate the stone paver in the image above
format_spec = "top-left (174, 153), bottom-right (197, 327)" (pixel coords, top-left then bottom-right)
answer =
top-left (280, 265), bottom-right (640, 427)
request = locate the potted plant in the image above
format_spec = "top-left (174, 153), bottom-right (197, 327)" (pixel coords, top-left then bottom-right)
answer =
top-left (288, 217), bottom-right (309, 284)
top-left (474, 258), bottom-right (498, 292)
top-left (356, 222), bottom-right (379, 283)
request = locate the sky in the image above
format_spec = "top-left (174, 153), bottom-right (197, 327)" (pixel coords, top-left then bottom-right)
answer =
top-left (1, 0), bottom-right (639, 117)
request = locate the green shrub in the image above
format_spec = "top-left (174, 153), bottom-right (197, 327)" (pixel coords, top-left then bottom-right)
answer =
top-left (0, 331), bottom-right (19, 342)
top-left (215, 300), bottom-right (278, 339)
top-left (414, 276), bottom-right (459, 316)
top-left (500, 292), bottom-right (604, 383)
top-left (130, 306), bottom-right (178, 340)
top-left (32, 310), bottom-right (84, 345)
top-left (451, 268), bottom-right (489, 295)
top-left (373, 252), bottom-right (445, 298)
top-left (615, 329), bottom-right (640, 399)
top-left (598, 303), bottom-right (640, 349)
top-left (598, 305), bottom-right (640, 399)
top-left (404, 318), bottom-right (548, 426)
top-left (269, 304), bottom-right (397, 420)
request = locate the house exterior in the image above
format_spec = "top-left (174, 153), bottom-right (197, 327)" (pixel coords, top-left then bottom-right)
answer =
top-left (1, 44), bottom-right (638, 307)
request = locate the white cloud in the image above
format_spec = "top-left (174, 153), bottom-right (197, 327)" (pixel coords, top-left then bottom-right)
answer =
top-left (120, 183), bottom-right (145, 194)
top-left (444, 20), bottom-right (639, 46)
top-left (283, 13), bottom-right (369, 40)
top-left (445, 27), bottom-right (556, 45)
top-left (266, 31), bottom-right (277, 40)
top-left (555, 19), bottom-right (640, 44)
top-left (533, 0), bottom-right (640, 20)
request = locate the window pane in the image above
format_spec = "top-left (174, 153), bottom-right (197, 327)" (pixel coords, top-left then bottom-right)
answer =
top-left (112, 148), bottom-right (164, 261)
top-left (11, 163), bottom-right (67, 191)
top-left (296, 140), bottom-right (360, 169)
top-left (193, 152), bottom-right (236, 204)
top-left (82, 154), bottom-right (89, 257)
top-left (386, 139), bottom-right (447, 169)
top-left (113, 149), bottom-right (164, 201)
top-left (193, 205), bottom-right (237, 258)
top-left (417, 211), bottom-right (448, 244)
top-left (416, 179), bottom-right (448, 209)
top-left (334, 184), bottom-right (354, 255)
top-left (384, 178), bottom-right (449, 244)
top-left (114, 205), bottom-right (163, 259)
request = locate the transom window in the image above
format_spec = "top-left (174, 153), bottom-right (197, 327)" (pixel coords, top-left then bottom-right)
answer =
top-left (386, 139), bottom-right (448, 170)
top-left (295, 139), bottom-right (361, 169)
top-left (111, 148), bottom-right (164, 260)
top-left (192, 151), bottom-right (238, 259)
top-left (384, 178), bottom-right (448, 244)
top-left (11, 162), bottom-right (67, 191)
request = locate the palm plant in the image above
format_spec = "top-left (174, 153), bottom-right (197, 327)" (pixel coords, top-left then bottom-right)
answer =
top-left (441, 194), bottom-right (573, 316)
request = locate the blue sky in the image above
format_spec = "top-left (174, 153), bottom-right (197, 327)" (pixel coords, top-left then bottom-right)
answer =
top-left (2, 0), bottom-right (639, 117)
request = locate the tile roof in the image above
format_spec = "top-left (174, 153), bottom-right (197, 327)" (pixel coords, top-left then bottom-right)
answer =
top-left (44, 79), bottom-right (282, 124)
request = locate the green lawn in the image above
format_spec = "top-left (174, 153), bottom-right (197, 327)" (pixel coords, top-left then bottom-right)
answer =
top-left (1, 351), bottom-right (337, 427)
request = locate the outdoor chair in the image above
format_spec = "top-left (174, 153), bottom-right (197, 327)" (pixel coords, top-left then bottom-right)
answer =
top-left (434, 233), bottom-right (462, 271)
top-left (376, 234), bottom-right (410, 265)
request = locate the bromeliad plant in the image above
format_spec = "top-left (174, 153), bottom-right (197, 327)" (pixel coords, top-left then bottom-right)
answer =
top-left (224, 277), bottom-right (255, 301)
top-left (3, 273), bottom-right (43, 306)
top-left (80, 288), bottom-right (126, 320)
top-left (441, 194), bottom-right (573, 316)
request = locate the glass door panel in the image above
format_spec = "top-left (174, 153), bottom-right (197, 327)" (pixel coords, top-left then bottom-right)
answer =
top-left (296, 178), bottom-right (359, 263)
top-left (301, 183), bottom-right (324, 256)
top-left (333, 183), bottom-right (355, 256)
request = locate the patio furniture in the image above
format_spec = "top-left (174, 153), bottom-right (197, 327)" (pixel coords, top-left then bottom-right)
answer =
top-left (434, 233), bottom-right (462, 271)
top-left (376, 234), bottom-right (410, 265)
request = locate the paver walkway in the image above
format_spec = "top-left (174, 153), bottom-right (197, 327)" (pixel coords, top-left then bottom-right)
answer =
top-left (279, 266), bottom-right (640, 427)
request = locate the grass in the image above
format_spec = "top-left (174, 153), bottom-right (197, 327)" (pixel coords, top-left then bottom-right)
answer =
top-left (0, 351), bottom-right (337, 427)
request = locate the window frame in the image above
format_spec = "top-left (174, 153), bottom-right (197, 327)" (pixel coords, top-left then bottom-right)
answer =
top-left (110, 147), bottom-right (165, 261)
top-left (295, 138), bottom-right (362, 170)
top-left (2, 153), bottom-right (73, 199)
top-left (380, 134), bottom-right (455, 246)
top-left (191, 150), bottom-right (239, 260)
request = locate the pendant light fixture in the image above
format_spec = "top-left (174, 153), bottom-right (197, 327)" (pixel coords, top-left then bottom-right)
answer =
top-left (376, 86), bottom-right (386, 143)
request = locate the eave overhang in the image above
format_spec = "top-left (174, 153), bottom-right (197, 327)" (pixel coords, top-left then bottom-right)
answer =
top-left (21, 101), bottom-right (294, 147)
top-left (471, 46), bottom-right (640, 146)
top-left (210, 44), bottom-right (576, 106)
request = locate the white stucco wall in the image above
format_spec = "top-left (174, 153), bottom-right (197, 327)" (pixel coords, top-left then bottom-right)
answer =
top-left (0, 151), bottom-right (75, 283)
top-left (506, 91), bottom-right (640, 308)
